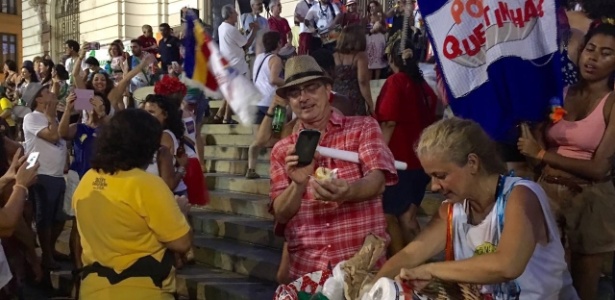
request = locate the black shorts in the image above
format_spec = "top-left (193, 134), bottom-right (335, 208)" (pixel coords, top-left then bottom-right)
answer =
top-left (30, 175), bottom-right (67, 228)
top-left (382, 169), bottom-right (430, 217)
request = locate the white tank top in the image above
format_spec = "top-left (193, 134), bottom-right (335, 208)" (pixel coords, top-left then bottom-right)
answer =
top-left (145, 129), bottom-right (187, 193)
top-left (452, 177), bottom-right (578, 300)
top-left (252, 53), bottom-right (277, 108)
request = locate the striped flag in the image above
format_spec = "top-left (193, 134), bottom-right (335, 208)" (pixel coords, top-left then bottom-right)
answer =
top-left (182, 12), bottom-right (220, 96)
top-left (181, 10), bottom-right (260, 125)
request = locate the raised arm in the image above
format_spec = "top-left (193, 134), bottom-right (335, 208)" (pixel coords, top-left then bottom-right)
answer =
top-left (73, 47), bottom-right (88, 89)
top-left (107, 55), bottom-right (157, 111)
top-left (58, 92), bottom-right (78, 140)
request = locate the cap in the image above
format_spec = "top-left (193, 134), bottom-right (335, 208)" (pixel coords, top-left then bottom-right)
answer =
top-left (184, 88), bottom-right (203, 104)
top-left (21, 83), bottom-right (46, 107)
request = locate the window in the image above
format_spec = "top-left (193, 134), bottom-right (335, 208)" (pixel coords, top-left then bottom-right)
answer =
top-left (54, 0), bottom-right (79, 62)
top-left (0, 0), bottom-right (17, 15)
top-left (0, 33), bottom-right (18, 67)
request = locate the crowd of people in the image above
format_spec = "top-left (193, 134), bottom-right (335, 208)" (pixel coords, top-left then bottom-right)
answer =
top-left (0, 0), bottom-right (612, 299)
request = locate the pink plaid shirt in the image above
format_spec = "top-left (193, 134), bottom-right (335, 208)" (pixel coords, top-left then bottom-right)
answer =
top-left (269, 110), bottom-right (398, 281)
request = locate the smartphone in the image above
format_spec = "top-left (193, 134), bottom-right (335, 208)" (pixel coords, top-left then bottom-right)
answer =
top-left (295, 129), bottom-right (321, 167)
top-left (74, 89), bottom-right (94, 111)
top-left (26, 152), bottom-right (39, 169)
top-left (88, 42), bottom-right (101, 50)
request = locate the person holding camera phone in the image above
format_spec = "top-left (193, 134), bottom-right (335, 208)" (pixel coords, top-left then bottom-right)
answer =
top-left (269, 56), bottom-right (397, 281)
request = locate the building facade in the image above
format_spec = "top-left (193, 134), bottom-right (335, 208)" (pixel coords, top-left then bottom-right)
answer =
top-left (1, 0), bottom-right (22, 81)
top-left (21, 0), bottom-right (309, 62)
top-left (22, 0), bottom-right (215, 62)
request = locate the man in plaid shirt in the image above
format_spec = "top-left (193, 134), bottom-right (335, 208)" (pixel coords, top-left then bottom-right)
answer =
top-left (269, 56), bottom-right (398, 281)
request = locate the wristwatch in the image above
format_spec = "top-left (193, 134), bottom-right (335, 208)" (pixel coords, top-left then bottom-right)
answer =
top-left (265, 112), bottom-right (275, 118)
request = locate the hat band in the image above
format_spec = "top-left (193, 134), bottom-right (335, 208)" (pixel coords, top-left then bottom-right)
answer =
top-left (284, 71), bottom-right (325, 85)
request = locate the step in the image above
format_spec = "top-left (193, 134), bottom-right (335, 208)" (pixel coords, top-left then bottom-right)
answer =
top-left (206, 173), bottom-right (270, 195)
top-left (50, 263), bottom-right (277, 300)
top-left (193, 234), bottom-right (281, 283)
top-left (190, 210), bottom-right (283, 249)
top-left (204, 134), bottom-right (254, 147)
top-left (206, 158), bottom-right (270, 177)
top-left (204, 190), bottom-right (273, 220)
top-left (203, 146), bottom-right (271, 161)
top-left (201, 124), bottom-right (254, 135)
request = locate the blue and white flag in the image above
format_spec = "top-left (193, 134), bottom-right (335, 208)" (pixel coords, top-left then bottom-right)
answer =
top-left (418, 0), bottom-right (563, 143)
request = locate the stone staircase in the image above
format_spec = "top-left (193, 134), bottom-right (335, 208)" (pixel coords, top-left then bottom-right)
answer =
top-left (50, 100), bottom-right (445, 299)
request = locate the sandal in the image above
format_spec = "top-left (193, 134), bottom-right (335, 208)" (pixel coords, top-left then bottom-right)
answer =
top-left (223, 119), bottom-right (238, 124)
top-left (210, 115), bottom-right (223, 124)
top-left (246, 169), bottom-right (260, 179)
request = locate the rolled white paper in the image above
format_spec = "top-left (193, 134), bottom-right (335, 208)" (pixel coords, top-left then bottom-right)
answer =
top-left (316, 146), bottom-right (408, 170)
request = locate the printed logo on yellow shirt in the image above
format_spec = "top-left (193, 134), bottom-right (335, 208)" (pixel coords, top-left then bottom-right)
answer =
top-left (93, 177), bottom-right (107, 190)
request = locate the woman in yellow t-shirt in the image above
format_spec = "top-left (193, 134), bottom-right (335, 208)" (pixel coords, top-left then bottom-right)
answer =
top-left (72, 109), bottom-right (192, 300)
top-left (0, 87), bottom-right (16, 139)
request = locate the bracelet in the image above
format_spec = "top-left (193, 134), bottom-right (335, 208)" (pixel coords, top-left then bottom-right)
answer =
top-left (265, 112), bottom-right (274, 118)
top-left (13, 184), bottom-right (28, 197)
top-left (537, 149), bottom-right (546, 161)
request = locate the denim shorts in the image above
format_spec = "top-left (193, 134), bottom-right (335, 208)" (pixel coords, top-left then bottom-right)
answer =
top-left (29, 175), bottom-right (67, 228)
top-left (253, 106), bottom-right (270, 125)
top-left (382, 169), bottom-right (430, 217)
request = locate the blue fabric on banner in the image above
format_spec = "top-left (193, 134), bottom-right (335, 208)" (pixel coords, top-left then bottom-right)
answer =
top-left (417, 0), bottom-right (564, 144)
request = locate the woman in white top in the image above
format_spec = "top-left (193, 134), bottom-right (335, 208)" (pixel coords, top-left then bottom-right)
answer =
top-left (143, 95), bottom-right (188, 196)
top-left (246, 31), bottom-right (285, 179)
top-left (374, 118), bottom-right (578, 300)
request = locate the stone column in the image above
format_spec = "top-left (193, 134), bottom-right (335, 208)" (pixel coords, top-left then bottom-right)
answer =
top-left (27, 0), bottom-right (51, 54)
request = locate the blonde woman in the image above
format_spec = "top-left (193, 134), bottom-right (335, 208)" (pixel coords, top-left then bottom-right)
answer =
top-left (374, 118), bottom-right (577, 299)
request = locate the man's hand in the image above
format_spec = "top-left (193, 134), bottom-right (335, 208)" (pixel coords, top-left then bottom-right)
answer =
top-left (310, 178), bottom-right (350, 202)
top-left (45, 99), bottom-right (59, 120)
top-left (284, 146), bottom-right (316, 186)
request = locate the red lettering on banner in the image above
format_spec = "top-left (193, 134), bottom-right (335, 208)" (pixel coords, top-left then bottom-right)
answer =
top-left (509, 8), bottom-right (525, 27)
top-left (524, 0), bottom-right (539, 22)
top-left (443, 0), bottom-right (546, 60)
top-left (444, 35), bottom-right (463, 58)
top-left (483, 5), bottom-right (492, 26)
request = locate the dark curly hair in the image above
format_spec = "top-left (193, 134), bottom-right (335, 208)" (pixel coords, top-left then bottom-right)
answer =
top-left (54, 64), bottom-right (70, 81)
top-left (91, 109), bottom-right (162, 174)
top-left (583, 20), bottom-right (615, 89)
top-left (40, 59), bottom-right (55, 85)
top-left (93, 91), bottom-right (112, 116)
top-left (19, 65), bottom-right (39, 84)
top-left (389, 39), bottom-right (425, 83)
top-left (86, 72), bottom-right (114, 95)
top-left (144, 94), bottom-right (185, 142)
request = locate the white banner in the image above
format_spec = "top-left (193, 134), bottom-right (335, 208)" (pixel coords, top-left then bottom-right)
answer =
top-left (426, 0), bottom-right (557, 98)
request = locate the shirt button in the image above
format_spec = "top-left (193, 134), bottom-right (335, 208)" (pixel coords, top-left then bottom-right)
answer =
top-left (325, 223), bottom-right (330, 227)
top-left (328, 244), bottom-right (331, 248)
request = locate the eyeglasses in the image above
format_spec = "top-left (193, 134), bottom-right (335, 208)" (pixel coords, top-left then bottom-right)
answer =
top-left (286, 82), bottom-right (323, 99)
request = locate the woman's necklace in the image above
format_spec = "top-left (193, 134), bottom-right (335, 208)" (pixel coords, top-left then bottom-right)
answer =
top-left (469, 175), bottom-right (505, 225)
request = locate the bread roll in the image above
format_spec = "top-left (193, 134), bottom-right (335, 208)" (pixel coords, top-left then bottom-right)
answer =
top-left (314, 167), bottom-right (337, 180)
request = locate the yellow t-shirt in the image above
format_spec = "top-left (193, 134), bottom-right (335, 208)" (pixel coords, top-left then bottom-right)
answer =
top-left (0, 97), bottom-right (15, 127)
top-left (73, 168), bottom-right (190, 300)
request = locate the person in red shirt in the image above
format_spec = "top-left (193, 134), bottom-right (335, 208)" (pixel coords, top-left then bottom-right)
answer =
top-left (138, 25), bottom-right (159, 57)
top-left (270, 55), bottom-right (397, 281)
top-left (376, 40), bottom-right (437, 255)
top-left (268, 0), bottom-right (292, 47)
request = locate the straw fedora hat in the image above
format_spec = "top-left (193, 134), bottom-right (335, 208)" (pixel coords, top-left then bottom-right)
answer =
top-left (276, 55), bottom-right (333, 98)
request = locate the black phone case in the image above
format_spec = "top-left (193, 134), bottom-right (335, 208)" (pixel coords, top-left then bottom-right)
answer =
top-left (295, 130), bottom-right (321, 166)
